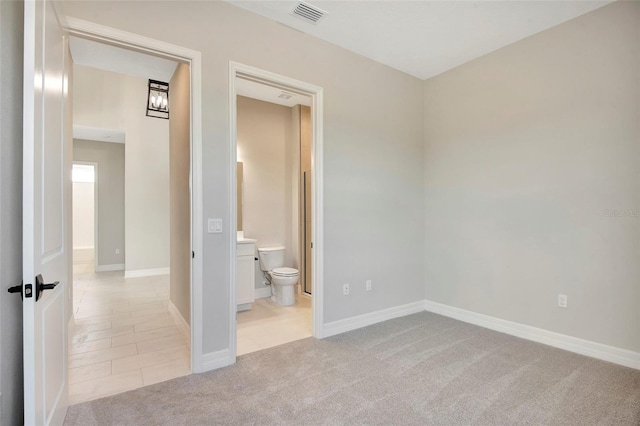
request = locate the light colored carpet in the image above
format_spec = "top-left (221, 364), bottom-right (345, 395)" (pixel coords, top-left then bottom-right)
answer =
top-left (64, 312), bottom-right (640, 425)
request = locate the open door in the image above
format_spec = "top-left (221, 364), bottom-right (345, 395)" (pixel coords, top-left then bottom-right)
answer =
top-left (22, 0), bottom-right (71, 423)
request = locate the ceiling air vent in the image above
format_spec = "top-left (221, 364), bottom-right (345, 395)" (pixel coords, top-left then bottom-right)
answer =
top-left (277, 91), bottom-right (294, 100)
top-left (290, 1), bottom-right (327, 25)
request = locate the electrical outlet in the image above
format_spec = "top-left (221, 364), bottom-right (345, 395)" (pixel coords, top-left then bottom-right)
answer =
top-left (207, 218), bottom-right (223, 233)
top-left (343, 283), bottom-right (350, 296)
top-left (558, 294), bottom-right (568, 308)
top-left (366, 280), bottom-right (372, 291)
top-left (115, 248), bottom-right (120, 254)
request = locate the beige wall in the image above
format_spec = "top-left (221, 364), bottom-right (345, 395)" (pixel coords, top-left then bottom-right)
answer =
top-left (74, 139), bottom-right (126, 267)
top-left (169, 63), bottom-right (191, 325)
top-left (423, 1), bottom-right (640, 352)
top-left (285, 105), bottom-right (301, 272)
top-left (73, 65), bottom-right (170, 273)
top-left (0, 0), bottom-right (24, 422)
top-left (237, 96), bottom-right (296, 290)
top-left (61, 0), bottom-right (425, 354)
top-left (237, 96), bottom-right (291, 250)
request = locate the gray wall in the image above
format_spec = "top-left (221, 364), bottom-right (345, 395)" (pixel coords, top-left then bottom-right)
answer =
top-left (74, 139), bottom-right (126, 268)
top-left (0, 0), bottom-right (24, 423)
top-left (423, 1), bottom-right (640, 352)
top-left (169, 63), bottom-right (191, 325)
top-left (60, 0), bottom-right (426, 353)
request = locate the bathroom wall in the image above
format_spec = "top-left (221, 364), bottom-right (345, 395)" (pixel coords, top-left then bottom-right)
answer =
top-left (73, 65), bottom-right (170, 275)
top-left (237, 95), bottom-right (298, 291)
top-left (285, 105), bottom-right (300, 273)
top-left (423, 1), bottom-right (640, 352)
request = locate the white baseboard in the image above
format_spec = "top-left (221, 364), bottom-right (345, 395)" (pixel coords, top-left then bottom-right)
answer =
top-left (96, 263), bottom-right (124, 272)
top-left (255, 287), bottom-right (272, 299)
top-left (322, 300), bottom-right (425, 338)
top-left (423, 299), bottom-right (640, 370)
top-left (202, 349), bottom-right (232, 372)
top-left (124, 267), bottom-right (169, 278)
top-left (168, 301), bottom-right (191, 346)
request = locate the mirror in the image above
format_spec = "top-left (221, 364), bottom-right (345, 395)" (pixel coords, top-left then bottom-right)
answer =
top-left (237, 162), bottom-right (243, 231)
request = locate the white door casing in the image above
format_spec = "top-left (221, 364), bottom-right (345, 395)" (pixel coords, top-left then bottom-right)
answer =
top-left (63, 17), bottom-right (204, 372)
top-left (23, 0), bottom-right (71, 424)
top-left (229, 62), bottom-right (325, 363)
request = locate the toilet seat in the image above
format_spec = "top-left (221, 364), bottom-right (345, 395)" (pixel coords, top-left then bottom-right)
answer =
top-left (271, 267), bottom-right (298, 277)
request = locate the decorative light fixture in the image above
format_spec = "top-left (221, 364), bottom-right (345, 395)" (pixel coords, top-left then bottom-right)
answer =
top-left (146, 79), bottom-right (169, 119)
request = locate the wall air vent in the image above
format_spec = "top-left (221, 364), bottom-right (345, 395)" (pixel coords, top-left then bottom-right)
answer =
top-left (290, 1), bottom-right (328, 25)
top-left (277, 91), bottom-right (294, 100)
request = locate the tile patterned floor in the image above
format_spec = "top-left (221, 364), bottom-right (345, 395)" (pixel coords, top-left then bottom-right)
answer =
top-left (69, 264), bottom-right (190, 405)
top-left (237, 293), bottom-right (312, 356)
top-left (70, 263), bottom-right (311, 403)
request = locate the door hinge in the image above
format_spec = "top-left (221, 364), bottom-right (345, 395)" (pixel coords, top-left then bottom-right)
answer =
top-left (192, 251), bottom-right (195, 259)
top-left (311, 242), bottom-right (313, 249)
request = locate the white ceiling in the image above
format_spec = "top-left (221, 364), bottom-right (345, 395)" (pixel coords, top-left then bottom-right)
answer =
top-left (236, 78), bottom-right (312, 107)
top-left (73, 125), bottom-right (126, 144)
top-left (227, 0), bottom-right (612, 80)
top-left (69, 36), bottom-right (179, 82)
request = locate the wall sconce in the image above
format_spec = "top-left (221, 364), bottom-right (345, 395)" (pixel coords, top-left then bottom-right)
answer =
top-left (146, 79), bottom-right (169, 119)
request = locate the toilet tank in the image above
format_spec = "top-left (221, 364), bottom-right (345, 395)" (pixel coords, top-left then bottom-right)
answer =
top-left (257, 246), bottom-right (285, 271)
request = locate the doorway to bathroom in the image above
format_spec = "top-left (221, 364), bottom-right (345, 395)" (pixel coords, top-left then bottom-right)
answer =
top-left (230, 63), bottom-right (324, 358)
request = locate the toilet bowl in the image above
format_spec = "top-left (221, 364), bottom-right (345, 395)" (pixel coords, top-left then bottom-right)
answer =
top-left (257, 246), bottom-right (299, 306)
top-left (269, 267), bottom-right (299, 306)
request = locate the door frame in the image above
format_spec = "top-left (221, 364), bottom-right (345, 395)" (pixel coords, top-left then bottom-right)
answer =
top-left (71, 161), bottom-right (99, 272)
top-left (229, 62), bottom-right (325, 361)
top-left (64, 18), bottom-right (205, 372)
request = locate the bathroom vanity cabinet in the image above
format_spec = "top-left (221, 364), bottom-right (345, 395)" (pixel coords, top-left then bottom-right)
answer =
top-left (236, 238), bottom-right (256, 311)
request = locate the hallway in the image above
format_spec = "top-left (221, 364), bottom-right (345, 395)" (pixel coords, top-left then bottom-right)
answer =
top-left (69, 266), bottom-right (190, 404)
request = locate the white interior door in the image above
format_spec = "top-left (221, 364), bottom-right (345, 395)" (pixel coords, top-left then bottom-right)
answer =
top-left (23, 0), bottom-right (71, 424)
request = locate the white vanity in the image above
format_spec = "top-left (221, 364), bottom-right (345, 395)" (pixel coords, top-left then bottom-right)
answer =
top-left (236, 237), bottom-right (256, 311)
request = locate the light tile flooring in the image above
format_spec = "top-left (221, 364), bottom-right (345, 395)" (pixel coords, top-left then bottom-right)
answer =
top-left (70, 264), bottom-right (311, 402)
top-left (69, 264), bottom-right (190, 405)
top-left (237, 293), bottom-right (312, 356)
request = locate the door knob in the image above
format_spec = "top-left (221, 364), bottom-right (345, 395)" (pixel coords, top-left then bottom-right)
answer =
top-left (8, 282), bottom-right (23, 299)
top-left (7, 281), bottom-right (32, 299)
top-left (35, 274), bottom-right (59, 302)
top-left (7, 275), bottom-right (58, 301)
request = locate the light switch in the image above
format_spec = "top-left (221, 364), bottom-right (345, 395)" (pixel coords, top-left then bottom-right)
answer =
top-left (208, 218), bottom-right (223, 234)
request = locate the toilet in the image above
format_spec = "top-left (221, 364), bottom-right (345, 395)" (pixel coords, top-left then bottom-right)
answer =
top-left (257, 246), bottom-right (299, 306)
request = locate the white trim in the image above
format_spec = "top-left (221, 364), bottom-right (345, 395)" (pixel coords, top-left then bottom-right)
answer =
top-left (423, 299), bottom-right (640, 370)
top-left (202, 349), bottom-right (232, 372)
top-left (64, 17), bottom-right (204, 374)
top-left (96, 263), bottom-right (124, 272)
top-left (168, 301), bottom-right (191, 346)
top-left (229, 62), bottom-right (325, 358)
top-left (322, 301), bottom-right (426, 338)
top-left (124, 267), bottom-right (169, 278)
top-left (255, 287), bottom-right (272, 299)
